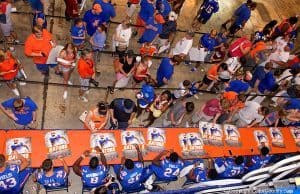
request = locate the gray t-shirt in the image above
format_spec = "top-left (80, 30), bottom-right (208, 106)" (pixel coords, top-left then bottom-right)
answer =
top-left (167, 102), bottom-right (185, 121)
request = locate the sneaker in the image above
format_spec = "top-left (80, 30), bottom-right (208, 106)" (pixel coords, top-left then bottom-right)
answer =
top-left (19, 82), bottom-right (26, 86)
top-left (63, 91), bottom-right (68, 100)
top-left (79, 96), bottom-right (88, 102)
top-left (190, 67), bottom-right (197, 72)
top-left (67, 81), bottom-right (73, 85)
top-left (185, 121), bottom-right (190, 128)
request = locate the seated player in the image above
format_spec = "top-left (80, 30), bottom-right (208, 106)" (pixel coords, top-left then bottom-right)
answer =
top-left (0, 151), bottom-right (32, 194)
top-left (115, 144), bottom-right (152, 193)
top-left (186, 159), bottom-right (218, 183)
top-left (34, 158), bottom-right (69, 189)
top-left (214, 156), bottom-right (245, 178)
top-left (73, 146), bottom-right (109, 189)
top-left (150, 150), bottom-right (185, 182)
top-left (246, 146), bottom-right (272, 172)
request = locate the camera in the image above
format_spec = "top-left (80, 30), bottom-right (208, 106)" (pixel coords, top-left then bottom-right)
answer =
top-left (89, 79), bottom-right (99, 87)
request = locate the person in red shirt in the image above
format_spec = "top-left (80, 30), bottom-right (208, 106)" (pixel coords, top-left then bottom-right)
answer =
top-left (77, 49), bottom-right (96, 102)
top-left (24, 25), bottom-right (59, 75)
top-left (0, 49), bottom-right (22, 96)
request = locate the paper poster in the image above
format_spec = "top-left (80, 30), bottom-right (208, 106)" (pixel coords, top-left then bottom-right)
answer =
top-left (179, 132), bottom-right (205, 158)
top-left (121, 130), bottom-right (146, 158)
top-left (290, 127), bottom-right (300, 146)
top-left (199, 122), bottom-right (210, 144)
top-left (90, 133), bottom-right (118, 161)
top-left (45, 130), bottom-right (71, 159)
top-left (269, 128), bottom-right (285, 148)
top-left (188, 47), bottom-right (208, 62)
top-left (208, 123), bottom-right (223, 146)
top-left (254, 130), bottom-right (270, 150)
top-left (147, 127), bottom-right (166, 152)
top-left (6, 137), bottom-right (32, 165)
top-left (224, 124), bottom-right (241, 147)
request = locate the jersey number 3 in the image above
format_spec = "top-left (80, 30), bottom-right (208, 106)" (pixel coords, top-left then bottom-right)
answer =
top-left (0, 178), bottom-right (17, 189)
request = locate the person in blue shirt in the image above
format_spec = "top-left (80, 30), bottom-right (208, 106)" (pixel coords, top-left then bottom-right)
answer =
top-left (248, 62), bottom-right (273, 92)
top-left (89, 24), bottom-right (106, 72)
top-left (134, 0), bottom-right (155, 36)
top-left (94, 0), bottom-right (116, 23)
top-left (73, 146), bottom-right (110, 189)
top-left (156, 0), bottom-right (171, 19)
top-left (225, 71), bottom-right (252, 94)
top-left (0, 97), bottom-right (38, 129)
top-left (186, 159), bottom-right (218, 183)
top-left (139, 14), bottom-right (164, 44)
top-left (156, 56), bottom-right (179, 87)
top-left (28, 0), bottom-right (44, 12)
top-left (71, 19), bottom-right (86, 48)
top-left (150, 150), bottom-right (185, 182)
top-left (222, 0), bottom-right (257, 35)
top-left (192, 0), bottom-right (219, 30)
top-left (258, 71), bottom-right (279, 94)
top-left (246, 146), bottom-right (272, 172)
top-left (214, 156), bottom-right (245, 178)
top-left (136, 84), bottom-right (155, 118)
top-left (35, 158), bottom-right (69, 189)
top-left (115, 144), bottom-right (152, 193)
top-left (83, 3), bottom-right (105, 36)
top-left (0, 151), bottom-right (31, 194)
top-left (33, 12), bottom-right (47, 29)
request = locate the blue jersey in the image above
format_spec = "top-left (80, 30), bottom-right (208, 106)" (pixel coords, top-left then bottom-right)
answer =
top-left (214, 158), bottom-right (245, 178)
top-left (246, 155), bottom-right (272, 172)
top-left (199, 0), bottom-right (219, 21)
top-left (119, 162), bottom-right (144, 190)
top-left (254, 31), bottom-right (266, 43)
top-left (0, 165), bottom-right (21, 194)
top-left (37, 168), bottom-right (67, 188)
top-left (124, 135), bottom-right (136, 144)
top-left (152, 158), bottom-right (185, 181)
top-left (81, 165), bottom-right (108, 187)
top-left (193, 166), bottom-right (207, 183)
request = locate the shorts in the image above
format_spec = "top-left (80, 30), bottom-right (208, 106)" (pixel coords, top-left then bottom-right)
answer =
top-left (202, 75), bottom-right (213, 85)
top-left (79, 77), bottom-right (90, 91)
top-left (133, 76), bottom-right (143, 83)
top-left (192, 111), bottom-right (213, 123)
top-left (36, 64), bottom-right (57, 74)
top-left (0, 23), bottom-right (13, 36)
top-left (197, 13), bottom-right (210, 24)
top-left (60, 65), bottom-right (74, 73)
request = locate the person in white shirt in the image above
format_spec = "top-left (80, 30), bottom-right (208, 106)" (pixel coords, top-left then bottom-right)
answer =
top-left (231, 101), bottom-right (269, 128)
top-left (172, 80), bottom-right (191, 99)
top-left (112, 20), bottom-right (132, 53)
top-left (171, 31), bottom-right (194, 63)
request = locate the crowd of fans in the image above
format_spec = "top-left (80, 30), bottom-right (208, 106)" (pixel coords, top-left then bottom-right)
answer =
top-left (0, 0), bottom-right (299, 193)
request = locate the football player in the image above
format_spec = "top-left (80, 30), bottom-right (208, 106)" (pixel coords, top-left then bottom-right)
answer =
top-left (97, 135), bottom-right (115, 148)
top-left (116, 144), bottom-right (152, 193)
top-left (49, 132), bottom-right (68, 146)
top-left (214, 156), bottom-right (245, 178)
top-left (186, 159), bottom-right (218, 183)
top-left (34, 157), bottom-right (69, 188)
top-left (245, 146), bottom-right (272, 172)
top-left (150, 150), bottom-right (185, 182)
top-left (150, 129), bottom-right (165, 142)
top-left (0, 151), bottom-right (31, 194)
top-left (10, 139), bottom-right (30, 154)
top-left (123, 132), bottom-right (141, 145)
top-left (73, 146), bottom-right (109, 189)
top-left (192, 0), bottom-right (219, 30)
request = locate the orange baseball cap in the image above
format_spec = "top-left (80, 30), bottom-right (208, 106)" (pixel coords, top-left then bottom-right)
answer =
top-left (93, 3), bottom-right (102, 12)
top-left (155, 14), bottom-right (165, 24)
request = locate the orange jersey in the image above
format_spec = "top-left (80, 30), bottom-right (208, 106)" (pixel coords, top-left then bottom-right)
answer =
top-left (140, 45), bottom-right (157, 56)
top-left (207, 64), bottom-right (220, 80)
top-left (24, 29), bottom-right (53, 64)
top-left (77, 58), bottom-right (94, 78)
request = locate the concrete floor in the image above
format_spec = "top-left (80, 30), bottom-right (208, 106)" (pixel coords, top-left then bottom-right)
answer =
top-left (0, 0), bottom-right (299, 193)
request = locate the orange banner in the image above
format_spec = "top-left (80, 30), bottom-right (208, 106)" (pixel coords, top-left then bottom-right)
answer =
top-left (0, 127), bottom-right (299, 167)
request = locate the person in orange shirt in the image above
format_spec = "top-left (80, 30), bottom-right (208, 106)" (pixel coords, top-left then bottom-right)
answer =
top-left (77, 49), bottom-right (96, 102)
top-left (199, 63), bottom-right (228, 91)
top-left (84, 101), bottom-right (109, 132)
top-left (24, 25), bottom-right (58, 75)
top-left (140, 42), bottom-right (157, 56)
top-left (0, 49), bottom-right (21, 96)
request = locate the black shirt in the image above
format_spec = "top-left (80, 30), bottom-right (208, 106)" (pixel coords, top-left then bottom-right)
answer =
top-left (159, 20), bottom-right (177, 39)
top-left (120, 57), bottom-right (136, 74)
